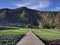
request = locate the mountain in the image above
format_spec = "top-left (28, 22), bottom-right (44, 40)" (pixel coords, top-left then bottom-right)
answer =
top-left (0, 7), bottom-right (60, 29)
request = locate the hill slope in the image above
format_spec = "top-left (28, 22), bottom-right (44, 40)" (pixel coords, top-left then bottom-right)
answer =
top-left (0, 7), bottom-right (60, 29)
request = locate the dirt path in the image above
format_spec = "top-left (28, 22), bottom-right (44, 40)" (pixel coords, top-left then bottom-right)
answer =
top-left (16, 29), bottom-right (45, 45)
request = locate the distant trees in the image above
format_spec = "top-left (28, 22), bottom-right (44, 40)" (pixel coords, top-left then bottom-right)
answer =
top-left (0, 7), bottom-right (60, 29)
top-left (38, 12), bottom-right (60, 29)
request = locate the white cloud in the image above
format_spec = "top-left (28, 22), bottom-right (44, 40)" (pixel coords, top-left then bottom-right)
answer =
top-left (49, 7), bottom-right (60, 11)
top-left (13, 0), bottom-right (51, 9)
top-left (39, 0), bottom-right (51, 8)
top-left (56, 7), bottom-right (60, 10)
top-left (28, 0), bottom-right (51, 10)
top-left (15, 3), bottom-right (32, 7)
top-left (13, 0), bottom-right (34, 7)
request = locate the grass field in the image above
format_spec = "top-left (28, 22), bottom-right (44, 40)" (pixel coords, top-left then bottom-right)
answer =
top-left (33, 29), bottom-right (60, 41)
top-left (0, 28), bottom-right (28, 45)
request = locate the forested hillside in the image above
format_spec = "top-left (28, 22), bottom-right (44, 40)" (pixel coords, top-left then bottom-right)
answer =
top-left (0, 7), bottom-right (60, 29)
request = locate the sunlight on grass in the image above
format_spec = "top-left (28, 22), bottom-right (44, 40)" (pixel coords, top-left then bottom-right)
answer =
top-left (0, 28), bottom-right (28, 45)
top-left (33, 29), bottom-right (60, 41)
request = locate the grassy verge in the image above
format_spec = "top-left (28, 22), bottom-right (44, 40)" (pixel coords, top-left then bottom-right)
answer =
top-left (0, 28), bottom-right (28, 45)
top-left (32, 29), bottom-right (60, 44)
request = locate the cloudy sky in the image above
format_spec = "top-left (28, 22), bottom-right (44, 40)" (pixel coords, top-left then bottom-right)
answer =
top-left (0, 0), bottom-right (60, 11)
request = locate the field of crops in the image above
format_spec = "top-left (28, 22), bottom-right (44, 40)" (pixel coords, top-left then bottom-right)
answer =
top-left (33, 29), bottom-right (60, 41)
top-left (0, 28), bottom-right (28, 45)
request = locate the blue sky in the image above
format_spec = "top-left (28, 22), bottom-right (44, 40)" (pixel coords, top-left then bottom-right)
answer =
top-left (0, 0), bottom-right (60, 11)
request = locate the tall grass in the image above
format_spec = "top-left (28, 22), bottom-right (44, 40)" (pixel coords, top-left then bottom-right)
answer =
top-left (33, 29), bottom-right (60, 41)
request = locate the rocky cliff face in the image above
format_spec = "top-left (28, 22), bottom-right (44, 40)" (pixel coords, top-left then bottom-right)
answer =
top-left (0, 7), bottom-right (60, 29)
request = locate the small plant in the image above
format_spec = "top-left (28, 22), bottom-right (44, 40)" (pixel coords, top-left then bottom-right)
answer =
top-left (0, 28), bottom-right (28, 45)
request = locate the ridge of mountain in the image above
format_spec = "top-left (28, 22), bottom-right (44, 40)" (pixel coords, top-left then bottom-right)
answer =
top-left (0, 7), bottom-right (60, 29)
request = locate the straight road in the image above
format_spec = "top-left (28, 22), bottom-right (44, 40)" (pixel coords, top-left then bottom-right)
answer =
top-left (16, 29), bottom-right (45, 45)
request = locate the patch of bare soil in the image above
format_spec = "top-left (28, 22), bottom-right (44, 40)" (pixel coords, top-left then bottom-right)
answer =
top-left (42, 40), bottom-right (60, 45)
top-left (47, 40), bottom-right (60, 45)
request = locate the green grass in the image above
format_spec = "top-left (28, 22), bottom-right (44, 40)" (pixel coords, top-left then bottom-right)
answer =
top-left (0, 28), bottom-right (28, 45)
top-left (33, 29), bottom-right (60, 41)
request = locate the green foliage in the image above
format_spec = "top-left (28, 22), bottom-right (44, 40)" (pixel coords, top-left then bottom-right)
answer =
top-left (0, 7), bottom-right (60, 29)
top-left (38, 12), bottom-right (60, 29)
top-left (0, 28), bottom-right (28, 45)
top-left (33, 29), bottom-right (60, 41)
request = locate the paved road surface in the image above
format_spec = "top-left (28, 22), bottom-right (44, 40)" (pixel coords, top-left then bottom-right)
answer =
top-left (16, 29), bottom-right (45, 45)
